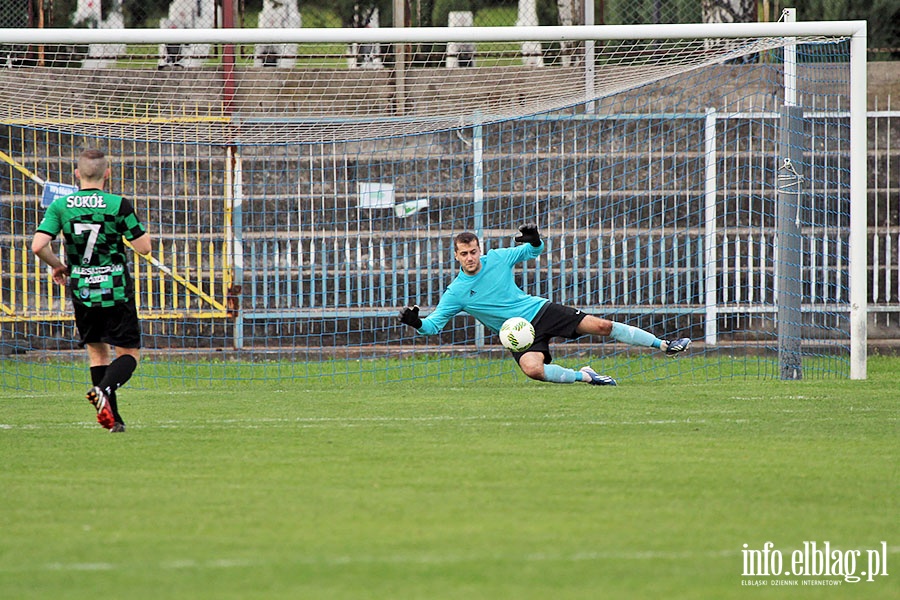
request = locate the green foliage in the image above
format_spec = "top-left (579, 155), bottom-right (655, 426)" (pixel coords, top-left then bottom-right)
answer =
top-left (122, 0), bottom-right (170, 27)
top-left (0, 0), bottom-right (28, 27)
top-left (536, 0), bottom-right (559, 26)
top-left (602, 0), bottom-right (701, 25)
top-left (791, 0), bottom-right (900, 59)
top-left (298, 6), bottom-right (342, 28)
top-left (329, 0), bottom-right (392, 27)
top-left (432, 0), bottom-right (473, 27)
top-left (472, 6), bottom-right (517, 26)
top-left (32, 0), bottom-right (900, 60)
top-left (412, 0), bottom-right (437, 26)
top-left (48, 0), bottom-right (169, 27)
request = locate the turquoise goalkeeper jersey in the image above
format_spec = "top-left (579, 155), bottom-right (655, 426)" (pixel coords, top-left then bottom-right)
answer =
top-left (417, 242), bottom-right (549, 335)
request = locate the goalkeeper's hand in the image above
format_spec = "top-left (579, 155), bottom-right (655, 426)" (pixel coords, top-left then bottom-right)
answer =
top-left (515, 223), bottom-right (542, 247)
top-left (398, 305), bottom-right (423, 329)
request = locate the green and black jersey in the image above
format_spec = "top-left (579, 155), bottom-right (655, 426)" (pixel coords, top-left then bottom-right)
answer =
top-left (36, 189), bottom-right (146, 307)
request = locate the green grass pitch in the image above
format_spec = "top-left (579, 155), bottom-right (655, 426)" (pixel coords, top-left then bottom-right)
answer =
top-left (1, 357), bottom-right (897, 599)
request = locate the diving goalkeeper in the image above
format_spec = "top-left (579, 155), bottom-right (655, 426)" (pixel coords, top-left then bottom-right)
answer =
top-left (397, 224), bottom-right (691, 386)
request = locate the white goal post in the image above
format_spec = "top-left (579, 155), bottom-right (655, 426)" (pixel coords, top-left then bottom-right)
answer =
top-left (0, 21), bottom-right (868, 44)
top-left (0, 20), bottom-right (869, 385)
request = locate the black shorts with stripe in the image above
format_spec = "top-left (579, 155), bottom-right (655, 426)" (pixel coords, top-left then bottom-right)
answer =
top-left (510, 302), bottom-right (587, 365)
top-left (73, 297), bottom-right (142, 349)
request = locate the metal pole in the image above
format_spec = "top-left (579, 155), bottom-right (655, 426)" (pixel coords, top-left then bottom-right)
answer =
top-left (0, 22), bottom-right (869, 45)
top-left (473, 114), bottom-right (484, 348)
top-left (584, 0), bottom-right (595, 113)
top-left (222, 0), bottom-right (236, 114)
top-left (703, 108), bottom-right (718, 347)
top-left (775, 7), bottom-right (803, 380)
top-left (783, 8), bottom-right (797, 107)
top-left (393, 0), bottom-right (406, 116)
top-left (776, 107), bottom-right (804, 380)
top-left (849, 24), bottom-right (868, 379)
top-left (226, 147), bottom-right (245, 350)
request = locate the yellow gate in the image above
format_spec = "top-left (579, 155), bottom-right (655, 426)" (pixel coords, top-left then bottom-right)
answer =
top-left (0, 132), bottom-right (234, 326)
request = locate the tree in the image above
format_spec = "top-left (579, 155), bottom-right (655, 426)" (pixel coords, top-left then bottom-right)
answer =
top-left (789, 0), bottom-right (900, 60)
top-left (326, 0), bottom-right (386, 28)
top-left (701, 0), bottom-right (756, 24)
top-left (556, 0), bottom-right (583, 65)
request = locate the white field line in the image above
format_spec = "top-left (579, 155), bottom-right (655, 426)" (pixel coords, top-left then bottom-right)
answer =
top-left (0, 390), bottom-right (857, 400)
top-left (5, 546), bottom-right (899, 573)
top-left (0, 416), bottom-right (762, 430)
top-left (0, 549), bottom-right (742, 573)
top-left (2, 403), bottom-right (893, 430)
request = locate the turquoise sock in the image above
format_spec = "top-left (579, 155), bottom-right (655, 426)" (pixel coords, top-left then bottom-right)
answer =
top-left (610, 321), bottom-right (662, 349)
top-left (543, 364), bottom-right (580, 384)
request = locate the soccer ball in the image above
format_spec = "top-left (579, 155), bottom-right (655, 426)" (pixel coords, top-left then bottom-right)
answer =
top-left (499, 317), bottom-right (535, 352)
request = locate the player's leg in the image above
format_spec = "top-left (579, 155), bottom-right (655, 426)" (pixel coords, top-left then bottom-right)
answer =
top-left (516, 349), bottom-right (615, 385)
top-left (99, 346), bottom-right (139, 432)
top-left (74, 303), bottom-right (116, 428)
top-left (84, 342), bottom-right (117, 429)
top-left (91, 300), bottom-right (142, 432)
top-left (517, 351), bottom-right (574, 382)
top-left (95, 346), bottom-right (140, 394)
top-left (576, 315), bottom-right (691, 355)
top-left (88, 361), bottom-right (125, 431)
top-left (85, 341), bottom-right (111, 367)
top-left (516, 304), bottom-right (616, 385)
top-left (89, 360), bottom-right (111, 419)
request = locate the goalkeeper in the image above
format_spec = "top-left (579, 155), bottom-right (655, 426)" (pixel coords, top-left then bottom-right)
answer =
top-left (398, 224), bottom-right (691, 386)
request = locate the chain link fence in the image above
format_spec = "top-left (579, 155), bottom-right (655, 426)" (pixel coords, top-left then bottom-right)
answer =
top-left (0, 1), bottom-right (844, 30)
top-left (1, 1), bottom-right (897, 57)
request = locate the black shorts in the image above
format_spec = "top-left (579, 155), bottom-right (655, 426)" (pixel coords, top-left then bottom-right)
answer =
top-left (73, 298), bottom-right (142, 349)
top-left (510, 302), bottom-right (588, 365)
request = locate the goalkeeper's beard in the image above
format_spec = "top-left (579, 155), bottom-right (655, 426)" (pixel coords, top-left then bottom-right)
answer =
top-left (460, 260), bottom-right (481, 275)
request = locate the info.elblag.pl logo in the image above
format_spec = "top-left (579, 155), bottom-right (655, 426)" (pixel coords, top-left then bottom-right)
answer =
top-left (741, 541), bottom-right (890, 587)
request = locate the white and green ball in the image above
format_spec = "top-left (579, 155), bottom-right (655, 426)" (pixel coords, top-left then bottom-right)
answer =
top-left (499, 317), bottom-right (535, 352)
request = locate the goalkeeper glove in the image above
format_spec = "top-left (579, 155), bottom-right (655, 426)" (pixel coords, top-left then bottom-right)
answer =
top-left (515, 223), bottom-right (542, 247)
top-left (399, 305), bottom-right (423, 329)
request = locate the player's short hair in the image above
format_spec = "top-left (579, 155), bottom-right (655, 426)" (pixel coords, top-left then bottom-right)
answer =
top-left (454, 231), bottom-right (479, 251)
top-left (77, 149), bottom-right (108, 180)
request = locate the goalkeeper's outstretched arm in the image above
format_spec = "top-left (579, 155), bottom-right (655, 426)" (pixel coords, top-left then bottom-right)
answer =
top-left (398, 296), bottom-right (463, 336)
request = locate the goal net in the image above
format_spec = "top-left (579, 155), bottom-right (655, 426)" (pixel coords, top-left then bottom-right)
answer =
top-left (0, 22), bottom-right (867, 390)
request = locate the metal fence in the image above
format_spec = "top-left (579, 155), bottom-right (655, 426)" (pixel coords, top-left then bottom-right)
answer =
top-left (5, 1), bottom-right (701, 30)
top-left (4, 0), bottom-right (897, 67)
top-left (2, 108), bottom-right (898, 349)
